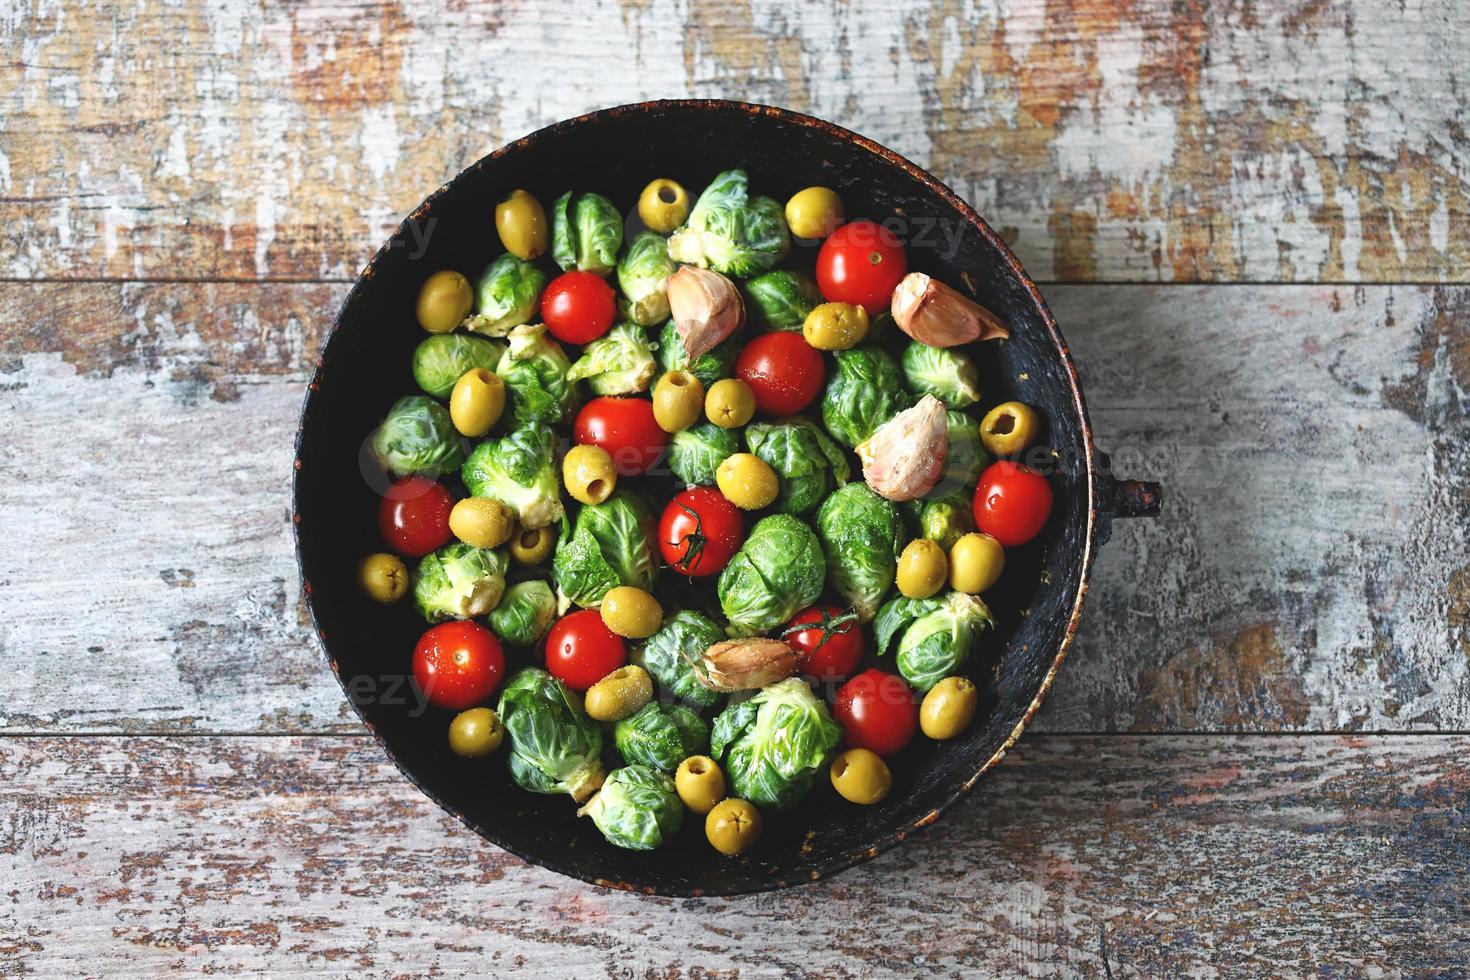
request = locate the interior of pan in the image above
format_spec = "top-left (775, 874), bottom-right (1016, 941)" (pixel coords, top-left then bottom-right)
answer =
top-left (294, 101), bottom-right (1096, 895)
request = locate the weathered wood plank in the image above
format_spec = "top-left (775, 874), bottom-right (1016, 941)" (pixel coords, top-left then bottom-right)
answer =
top-left (1, 281), bottom-right (1465, 733)
top-left (0, 734), bottom-right (1464, 976)
top-left (0, 0), bottom-right (1464, 282)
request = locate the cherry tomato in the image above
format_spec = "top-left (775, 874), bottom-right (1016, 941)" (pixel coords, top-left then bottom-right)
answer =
top-left (815, 220), bottom-right (908, 312)
top-left (973, 460), bottom-right (1053, 547)
top-left (378, 477), bottom-right (454, 557)
top-left (658, 487), bottom-right (745, 578)
top-left (573, 396), bottom-right (668, 476)
top-left (833, 668), bottom-right (917, 756)
top-left (542, 270), bottom-right (615, 344)
top-left (782, 605), bottom-right (864, 682)
top-left (412, 621), bottom-right (506, 711)
top-left (735, 332), bottom-right (825, 415)
top-left (544, 609), bottom-right (627, 690)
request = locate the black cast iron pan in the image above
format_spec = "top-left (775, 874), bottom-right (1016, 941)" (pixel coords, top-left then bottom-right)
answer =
top-left (293, 100), bottom-right (1161, 896)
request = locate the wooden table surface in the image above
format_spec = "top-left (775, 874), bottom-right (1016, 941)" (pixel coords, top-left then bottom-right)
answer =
top-left (2, 1), bottom-right (1467, 975)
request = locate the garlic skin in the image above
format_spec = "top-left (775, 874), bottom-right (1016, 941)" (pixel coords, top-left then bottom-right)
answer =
top-left (890, 273), bottom-right (1009, 348)
top-left (667, 266), bottom-right (746, 360)
top-left (857, 394), bottom-right (949, 502)
top-left (691, 638), bottom-right (800, 692)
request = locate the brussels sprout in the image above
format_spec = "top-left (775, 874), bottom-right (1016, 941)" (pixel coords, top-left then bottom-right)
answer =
top-left (577, 764), bottom-right (683, 851)
top-left (743, 269), bottom-right (823, 331)
top-left (632, 611), bottom-right (726, 709)
top-left (412, 542), bottom-right (508, 622)
top-left (668, 421), bottom-right (741, 487)
top-left (821, 346), bottom-right (913, 448)
top-left (488, 579), bottom-right (557, 646)
top-left (461, 423), bottom-right (564, 529)
top-left (496, 322), bottom-right (576, 426)
top-left (745, 418), bottom-right (851, 515)
top-left (909, 491), bottom-right (975, 551)
top-left (656, 318), bottom-right (739, 385)
top-left (874, 591), bottom-right (995, 692)
top-left (613, 702), bottom-right (709, 772)
top-left (551, 191), bottom-right (622, 276)
top-left (463, 253), bottom-right (547, 337)
top-left (901, 341), bottom-right (981, 409)
top-left (709, 677), bottom-right (842, 809)
top-left (552, 492), bottom-right (657, 609)
top-left (934, 409), bottom-right (991, 497)
top-left (497, 667), bottom-right (606, 802)
top-left (371, 395), bottom-right (464, 478)
top-left (411, 333), bottom-right (505, 399)
top-left (667, 169), bottom-right (790, 278)
top-left (717, 514), bottom-right (826, 634)
top-left (616, 231), bottom-right (679, 326)
top-left (814, 483), bottom-right (906, 621)
top-left (566, 322), bottom-right (656, 396)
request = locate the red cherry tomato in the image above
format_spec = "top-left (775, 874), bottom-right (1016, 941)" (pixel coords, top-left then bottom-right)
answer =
top-left (658, 487), bottom-right (745, 578)
top-left (833, 668), bottom-right (917, 756)
top-left (735, 332), bottom-right (825, 415)
top-left (378, 477), bottom-right (454, 557)
top-left (815, 220), bottom-right (908, 312)
top-left (542, 270), bottom-right (615, 344)
top-left (782, 605), bottom-right (864, 682)
top-left (573, 396), bottom-right (669, 476)
top-left (544, 609), bottom-right (627, 690)
top-left (412, 621), bottom-right (506, 711)
top-left (973, 460), bottom-right (1053, 547)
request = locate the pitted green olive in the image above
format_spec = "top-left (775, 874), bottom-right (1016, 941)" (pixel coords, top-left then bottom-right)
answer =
top-left (653, 370), bottom-right (705, 433)
top-left (495, 189), bottom-right (549, 260)
top-left (638, 179), bottom-right (690, 234)
top-left (802, 302), bottom-right (868, 351)
top-left (949, 532), bottom-right (1005, 594)
top-left (449, 368), bottom-right (505, 437)
top-left (509, 524), bottom-right (555, 566)
top-left (416, 270), bottom-right (473, 334)
top-left (675, 756), bottom-right (726, 815)
top-left (563, 444), bottom-right (617, 506)
top-left (448, 707), bottom-right (504, 757)
top-left (979, 401), bottom-right (1041, 457)
top-left (920, 676), bottom-right (978, 740)
top-left (896, 539), bottom-right (948, 599)
top-left (449, 497), bottom-right (513, 549)
top-left (583, 665), bottom-right (654, 722)
top-left (830, 748), bottom-right (891, 804)
top-left (705, 798), bottom-right (762, 855)
top-left (705, 378), bottom-right (755, 429)
top-left (357, 552), bottom-right (408, 603)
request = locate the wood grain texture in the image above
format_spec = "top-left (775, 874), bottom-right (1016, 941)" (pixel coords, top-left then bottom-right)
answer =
top-left (2, 281), bottom-right (1465, 734)
top-left (1, 734), bottom-right (1465, 976)
top-left (0, 0), bottom-right (1465, 283)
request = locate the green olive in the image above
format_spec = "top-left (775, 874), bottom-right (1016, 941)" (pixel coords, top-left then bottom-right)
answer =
top-left (416, 270), bottom-right (473, 334)
top-left (599, 586), bottom-right (663, 640)
top-left (449, 497), bottom-right (514, 549)
top-left (949, 532), bottom-right (1005, 594)
top-left (784, 186), bottom-right (844, 240)
top-left (448, 707), bottom-right (504, 758)
top-left (802, 302), bottom-right (869, 351)
top-left (638, 178), bottom-right (690, 234)
top-left (920, 676), bottom-right (978, 740)
top-left (896, 538), bottom-right (948, 599)
top-left (494, 189), bottom-right (548, 260)
top-left (716, 453), bottom-right (778, 510)
top-left (508, 524), bottom-right (555, 566)
top-left (449, 368), bottom-right (505, 437)
top-left (562, 444), bottom-right (617, 506)
top-left (705, 798), bottom-right (763, 855)
top-left (705, 378), bottom-right (756, 429)
top-left (357, 552), bottom-right (408, 603)
top-left (583, 665), bottom-right (654, 722)
top-left (652, 370), bottom-right (705, 433)
top-left (675, 755), bottom-right (726, 815)
top-left (829, 748), bottom-right (892, 805)
top-left (979, 401), bottom-right (1041, 457)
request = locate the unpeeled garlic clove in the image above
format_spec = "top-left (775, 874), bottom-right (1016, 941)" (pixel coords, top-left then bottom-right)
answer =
top-left (858, 394), bottom-right (949, 502)
top-left (667, 266), bottom-right (745, 360)
top-left (890, 273), bottom-right (1009, 348)
top-left (690, 638), bottom-right (800, 692)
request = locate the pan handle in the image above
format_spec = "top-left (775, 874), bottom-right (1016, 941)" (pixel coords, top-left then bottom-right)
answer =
top-left (1095, 452), bottom-right (1162, 546)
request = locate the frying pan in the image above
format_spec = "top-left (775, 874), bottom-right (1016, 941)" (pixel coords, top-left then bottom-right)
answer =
top-left (293, 100), bottom-right (1161, 896)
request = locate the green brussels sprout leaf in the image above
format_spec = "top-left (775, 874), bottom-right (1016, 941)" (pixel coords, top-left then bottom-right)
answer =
top-left (464, 254), bottom-right (547, 337)
top-left (709, 678), bottom-right (842, 809)
top-left (371, 395), bottom-right (464, 478)
top-left (577, 764), bottom-right (683, 850)
top-left (566, 323), bottom-right (657, 396)
top-left (411, 333), bottom-right (504, 399)
top-left (717, 514), bottom-right (826, 634)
